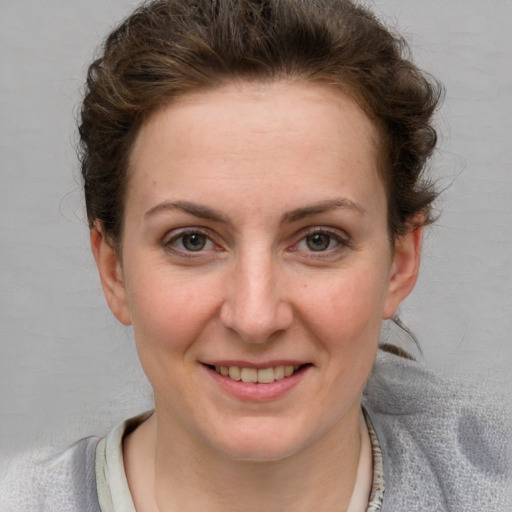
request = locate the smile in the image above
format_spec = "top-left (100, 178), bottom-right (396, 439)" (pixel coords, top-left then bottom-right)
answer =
top-left (213, 365), bottom-right (305, 383)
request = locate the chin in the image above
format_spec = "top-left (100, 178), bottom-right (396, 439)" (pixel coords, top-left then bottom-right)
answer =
top-left (203, 418), bottom-right (319, 463)
top-left (216, 439), bottom-right (303, 463)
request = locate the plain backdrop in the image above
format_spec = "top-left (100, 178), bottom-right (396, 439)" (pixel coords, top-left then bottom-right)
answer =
top-left (1, 0), bottom-right (511, 459)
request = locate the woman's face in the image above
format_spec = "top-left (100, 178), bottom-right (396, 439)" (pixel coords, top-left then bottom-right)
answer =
top-left (93, 80), bottom-right (420, 461)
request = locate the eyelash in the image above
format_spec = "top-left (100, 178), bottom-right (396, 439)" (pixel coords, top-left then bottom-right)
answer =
top-left (162, 227), bottom-right (350, 259)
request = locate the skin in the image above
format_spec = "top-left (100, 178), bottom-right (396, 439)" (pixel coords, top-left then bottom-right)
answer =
top-left (91, 80), bottom-right (422, 511)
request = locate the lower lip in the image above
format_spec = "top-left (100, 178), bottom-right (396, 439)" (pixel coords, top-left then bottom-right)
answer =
top-left (204, 365), bottom-right (310, 401)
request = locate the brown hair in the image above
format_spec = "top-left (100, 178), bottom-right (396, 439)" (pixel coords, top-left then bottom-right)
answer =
top-left (79, 0), bottom-right (442, 249)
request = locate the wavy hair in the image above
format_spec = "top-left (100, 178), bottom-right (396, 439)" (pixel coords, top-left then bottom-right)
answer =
top-left (79, 0), bottom-right (442, 249)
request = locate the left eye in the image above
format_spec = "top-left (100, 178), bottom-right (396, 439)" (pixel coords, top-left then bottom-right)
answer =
top-left (291, 229), bottom-right (347, 255)
top-left (304, 232), bottom-right (336, 251)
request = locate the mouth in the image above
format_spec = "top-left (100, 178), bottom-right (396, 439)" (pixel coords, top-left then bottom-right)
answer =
top-left (206, 364), bottom-right (310, 384)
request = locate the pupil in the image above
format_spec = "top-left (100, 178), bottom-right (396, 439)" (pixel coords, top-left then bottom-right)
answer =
top-left (183, 233), bottom-right (206, 251)
top-left (307, 233), bottom-right (330, 251)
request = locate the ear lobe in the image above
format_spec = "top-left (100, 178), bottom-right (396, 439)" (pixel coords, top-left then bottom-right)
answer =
top-left (90, 223), bottom-right (132, 326)
top-left (382, 224), bottom-right (423, 320)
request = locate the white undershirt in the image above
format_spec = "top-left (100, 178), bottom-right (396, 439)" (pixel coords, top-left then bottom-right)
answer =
top-left (346, 410), bottom-right (374, 512)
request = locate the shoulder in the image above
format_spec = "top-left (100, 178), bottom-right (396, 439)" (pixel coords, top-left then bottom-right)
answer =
top-left (363, 349), bottom-right (511, 512)
top-left (1, 436), bottom-right (100, 512)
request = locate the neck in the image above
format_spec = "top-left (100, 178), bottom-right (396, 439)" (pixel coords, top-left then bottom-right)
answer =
top-left (124, 402), bottom-right (362, 512)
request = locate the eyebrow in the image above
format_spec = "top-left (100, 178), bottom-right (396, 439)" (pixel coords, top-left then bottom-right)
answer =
top-left (145, 200), bottom-right (232, 225)
top-left (281, 198), bottom-right (367, 223)
top-left (144, 197), bottom-right (366, 224)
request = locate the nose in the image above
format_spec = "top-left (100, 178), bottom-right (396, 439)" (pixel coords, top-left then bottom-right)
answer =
top-left (219, 250), bottom-right (293, 344)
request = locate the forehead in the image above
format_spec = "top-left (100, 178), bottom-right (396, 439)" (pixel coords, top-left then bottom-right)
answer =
top-left (132, 80), bottom-right (379, 160)
top-left (127, 80), bottom-right (385, 219)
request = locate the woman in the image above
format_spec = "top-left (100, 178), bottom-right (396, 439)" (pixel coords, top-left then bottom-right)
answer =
top-left (2, 0), bottom-right (509, 510)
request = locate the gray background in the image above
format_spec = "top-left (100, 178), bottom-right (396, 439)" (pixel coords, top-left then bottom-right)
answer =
top-left (1, 0), bottom-right (511, 459)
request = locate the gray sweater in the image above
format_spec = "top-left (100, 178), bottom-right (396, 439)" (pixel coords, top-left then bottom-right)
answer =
top-left (2, 350), bottom-right (510, 511)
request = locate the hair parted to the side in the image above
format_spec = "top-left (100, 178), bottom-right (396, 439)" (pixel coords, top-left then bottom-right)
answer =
top-left (79, 0), bottom-right (443, 250)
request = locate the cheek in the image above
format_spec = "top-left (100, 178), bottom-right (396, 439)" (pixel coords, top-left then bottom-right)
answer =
top-left (125, 267), bottom-right (223, 357)
top-left (300, 263), bottom-right (390, 352)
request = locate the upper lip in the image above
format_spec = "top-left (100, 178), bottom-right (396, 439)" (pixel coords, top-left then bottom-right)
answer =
top-left (201, 360), bottom-right (310, 369)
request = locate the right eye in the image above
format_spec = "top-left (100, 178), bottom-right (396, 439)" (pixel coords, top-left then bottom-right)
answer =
top-left (163, 229), bottom-right (218, 256)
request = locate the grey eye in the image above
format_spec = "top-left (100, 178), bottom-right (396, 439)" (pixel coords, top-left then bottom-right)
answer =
top-left (305, 233), bottom-right (332, 251)
top-left (181, 233), bottom-right (207, 251)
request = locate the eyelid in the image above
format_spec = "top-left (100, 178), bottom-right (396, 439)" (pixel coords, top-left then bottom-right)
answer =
top-left (162, 226), bottom-right (209, 244)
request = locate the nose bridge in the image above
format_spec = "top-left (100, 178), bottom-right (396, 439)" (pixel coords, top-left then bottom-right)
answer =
top-left (220, 245), bottom-right (292, 342)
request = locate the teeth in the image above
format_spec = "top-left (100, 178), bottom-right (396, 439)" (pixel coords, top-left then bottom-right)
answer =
top-left (228, 366), bottom-right (241, 381)
top-left (274, 365), bottom-right (285, 380)
top-left (214, 364), bottom-right (303, 383)
top-left (284, 365), bottom-right (294, 377)
top-left (240, 368), bottom-right (258, 383)
top-left (257, 367), bottom-right (275, 384)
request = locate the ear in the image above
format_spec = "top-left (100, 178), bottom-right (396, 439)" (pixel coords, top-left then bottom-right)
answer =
top-left (90, 222), bottom-right (132, 326)
top-left (382, 223), bottom-right (423, 319)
